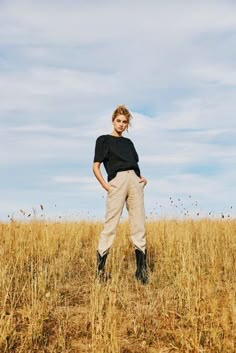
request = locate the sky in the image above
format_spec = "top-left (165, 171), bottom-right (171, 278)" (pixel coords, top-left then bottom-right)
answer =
top-left (0, 0), bottom-right (236, 222)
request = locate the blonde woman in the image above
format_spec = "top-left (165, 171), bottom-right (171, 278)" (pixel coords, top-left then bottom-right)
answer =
top-left (93, 105), bottom-right (148, 284)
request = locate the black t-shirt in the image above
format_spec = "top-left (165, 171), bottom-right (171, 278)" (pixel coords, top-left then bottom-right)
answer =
top-left (93, 134), bottom-right (141, 181)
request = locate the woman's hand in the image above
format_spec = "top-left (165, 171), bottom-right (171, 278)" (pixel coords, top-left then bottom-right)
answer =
top-left (139, 176), bottom-right (147, 186)
top-left (104, 182), bottom-right (110, 192)
top-left (105, 182), bottom-right (118, 192)
top-left (93, 162), bottom-right (110, 191)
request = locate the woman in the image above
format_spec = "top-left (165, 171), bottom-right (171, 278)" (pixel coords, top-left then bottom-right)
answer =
top-left (93, 105), bottom-right (148, 284)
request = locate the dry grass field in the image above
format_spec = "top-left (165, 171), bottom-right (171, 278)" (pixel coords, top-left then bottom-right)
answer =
top-left (0, 219), bottom-right (235, 353)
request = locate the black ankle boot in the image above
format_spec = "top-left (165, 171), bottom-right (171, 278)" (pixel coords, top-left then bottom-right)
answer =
top-left (135, 249), bottom-right (148, 285)
top-left (96, 251), bottom-right (108, 280)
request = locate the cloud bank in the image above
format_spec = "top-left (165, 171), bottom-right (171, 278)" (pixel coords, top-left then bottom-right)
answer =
top-left (0, 0), bottom-right (235, 220)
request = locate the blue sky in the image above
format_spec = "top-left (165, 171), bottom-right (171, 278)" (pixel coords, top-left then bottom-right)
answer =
top-left (0, 0), bottom-right (236, 221)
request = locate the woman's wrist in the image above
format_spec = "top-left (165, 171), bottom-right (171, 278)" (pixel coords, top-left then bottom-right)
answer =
top-left (103, 182), bottom-right (110, 191)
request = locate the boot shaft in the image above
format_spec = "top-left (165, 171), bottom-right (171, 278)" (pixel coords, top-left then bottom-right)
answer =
top-left (97, 251), bottom-right (108, 272)
top-left (135, 249), bottom-right (148, 284)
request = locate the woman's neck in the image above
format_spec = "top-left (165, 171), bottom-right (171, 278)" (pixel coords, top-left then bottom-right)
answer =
top-left (111, 130), bottom-right (122, 137)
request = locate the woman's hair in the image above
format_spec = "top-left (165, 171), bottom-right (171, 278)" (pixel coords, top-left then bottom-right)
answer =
top-left (112, 105), bottom-right (133, 130)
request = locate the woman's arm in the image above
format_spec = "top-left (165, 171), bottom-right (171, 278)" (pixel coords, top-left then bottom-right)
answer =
top-left (93, 162), bottom-right (110, 191)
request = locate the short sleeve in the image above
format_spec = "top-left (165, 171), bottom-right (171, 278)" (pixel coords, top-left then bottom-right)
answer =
top-left (130, 140), bottom-right (139, 162)
top-left (93, 135), bottom-right (109, 163)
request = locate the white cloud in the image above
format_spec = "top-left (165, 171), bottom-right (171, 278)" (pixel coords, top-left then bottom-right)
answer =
top-left (0, 127), bottom-right (91, 166)
top-left (0, 0), bottom-right (236, 220)
top-left (0, 68), bottom-right (118, 115)
top-left (1, 1), bottom-right (236, 46)
top-left (53, 176), bottom-right (94, 184)
top-left (1, 1), bottom-right (236, 126)
top-left (191, 65), bottom-right (236, 87)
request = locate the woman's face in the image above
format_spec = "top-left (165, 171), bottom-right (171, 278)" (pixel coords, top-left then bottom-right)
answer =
top-left (112, 114), bottom-right (128, 134)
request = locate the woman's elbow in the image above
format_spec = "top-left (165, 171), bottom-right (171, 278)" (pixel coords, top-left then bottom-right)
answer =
top-left (93, 162), bottom-right (100, 174)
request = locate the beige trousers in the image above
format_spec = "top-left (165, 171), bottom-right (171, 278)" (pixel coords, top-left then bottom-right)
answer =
top-left (97, 170), bottom-right (146, 256)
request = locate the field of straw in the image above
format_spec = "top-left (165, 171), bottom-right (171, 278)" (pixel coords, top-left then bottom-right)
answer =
top-left (0, 219), bottom-right (235, 353)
